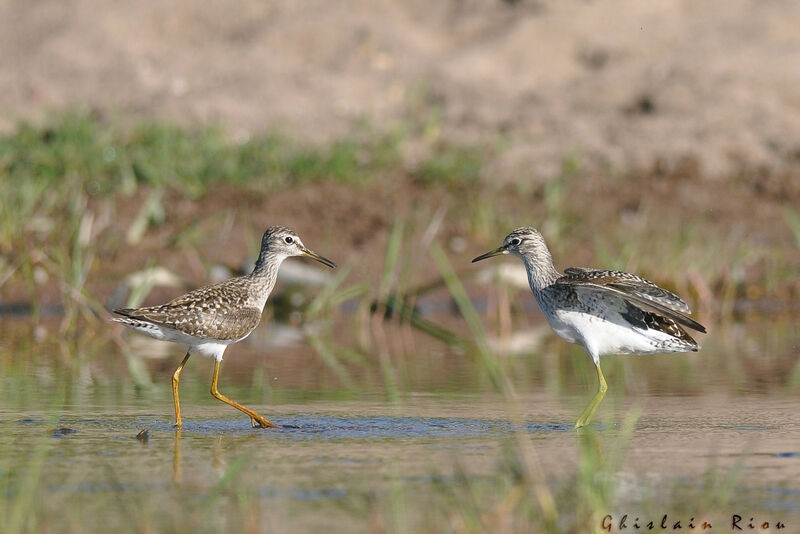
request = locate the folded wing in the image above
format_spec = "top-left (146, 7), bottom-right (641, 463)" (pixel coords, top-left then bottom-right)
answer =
top-left (558, 268), bottom-right (706, 333)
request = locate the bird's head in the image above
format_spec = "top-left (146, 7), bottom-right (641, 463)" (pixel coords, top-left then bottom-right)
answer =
top-left (472, 227), bottom-right (548, 263)
top-left (260, 226), bottom-right (336, 268)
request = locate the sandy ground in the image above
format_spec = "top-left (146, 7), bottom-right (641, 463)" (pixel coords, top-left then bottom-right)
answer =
top-left (2, 0), bottom-right (800, 180)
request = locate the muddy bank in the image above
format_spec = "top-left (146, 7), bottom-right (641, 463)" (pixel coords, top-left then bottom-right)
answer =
top-left (2, 0), bottom-right (800, 181)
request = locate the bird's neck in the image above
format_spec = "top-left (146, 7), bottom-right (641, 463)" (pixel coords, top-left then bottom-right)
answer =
top-left (249, 252), bottom-right (286, 308)
top-left (521, 251), bottom-right (561, 295)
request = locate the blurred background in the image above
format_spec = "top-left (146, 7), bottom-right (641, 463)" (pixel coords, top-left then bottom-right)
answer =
top-left (1, 1), bottom-right (799, 533)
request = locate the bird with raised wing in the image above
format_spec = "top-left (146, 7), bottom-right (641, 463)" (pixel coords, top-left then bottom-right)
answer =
top-left (111, 225), bottom-right (336, 429)
top-left (472, 227), bottom-right (706, 428)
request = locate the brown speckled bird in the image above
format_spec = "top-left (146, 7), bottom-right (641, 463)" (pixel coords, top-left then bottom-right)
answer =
top-left (111, 226), bottom-right (336, 429)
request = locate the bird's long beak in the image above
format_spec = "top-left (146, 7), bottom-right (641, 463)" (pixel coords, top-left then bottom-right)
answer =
top-left (471, 246), bottom-right (507, 263)
top-left (301, 247), bottom-right (337, 269)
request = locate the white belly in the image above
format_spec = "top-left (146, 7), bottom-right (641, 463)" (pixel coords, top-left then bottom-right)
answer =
top-left (545, 309), bottom-right (686, 361)
top-left (115, 319), bottom-right (248, 361)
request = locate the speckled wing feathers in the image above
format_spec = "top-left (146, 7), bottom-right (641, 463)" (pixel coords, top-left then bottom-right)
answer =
top-left (617, 299), bottom-right (699, 348)
top-left (562, 268), bottom-right (691, 313)
top-left (113, 277), bottom-right (264, 341)
top-left (558, 268), bottom-right (706, 334)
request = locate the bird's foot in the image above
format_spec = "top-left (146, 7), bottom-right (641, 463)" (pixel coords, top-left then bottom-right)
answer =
top-left (252, 416), bottom-right (278, 429)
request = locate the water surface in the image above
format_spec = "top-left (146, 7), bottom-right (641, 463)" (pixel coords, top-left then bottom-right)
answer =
top-left (1, 314), bottom-right (799, 533)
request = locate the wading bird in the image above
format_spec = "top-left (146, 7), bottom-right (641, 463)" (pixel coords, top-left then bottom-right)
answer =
top-left (472, 227), bottom-right (706, 428)
top-left (112, 226), bottom-right (335, 428)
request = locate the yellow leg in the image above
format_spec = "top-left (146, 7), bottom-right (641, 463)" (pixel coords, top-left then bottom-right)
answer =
top-left (172, 352), bottom-right (191, 428)
top-left (210, 360), bottom-right (277, 428)
top-left (575, 363), bottom-right (608, 429)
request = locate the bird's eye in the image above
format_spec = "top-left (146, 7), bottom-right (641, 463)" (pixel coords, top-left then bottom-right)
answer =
top-left (510, 238), bottom-right (521, 246)
top-left (284, 236), bottom-right (294, 244)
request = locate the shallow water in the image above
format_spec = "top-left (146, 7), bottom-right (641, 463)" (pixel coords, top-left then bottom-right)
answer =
top-left (3, 395), bottom-right (800, 532)
top-left (1, 313), bottom-right (799, 533)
